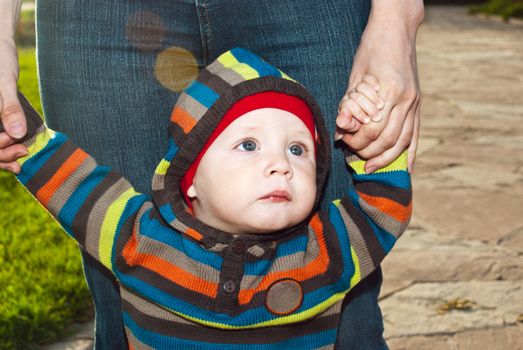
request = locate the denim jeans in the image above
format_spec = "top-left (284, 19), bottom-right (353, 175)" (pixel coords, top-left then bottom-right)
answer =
top-left (36, 0), bottom-right (387, 348)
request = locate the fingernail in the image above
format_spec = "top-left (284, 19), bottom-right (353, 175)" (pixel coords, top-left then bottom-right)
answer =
top-left (9, 122), bottom-right (25, 138)
top-left (372, 113), bottom-right (382, 122)
top-left (364, 117), bottom-right (371, 124)
top-left (365, 166), bottom-right (376, 174)
top-left (17, 150), bottom-right (28, 158)
top-left (334, 132), bottom-right (343, 141)
top-left (377, 100), bottom-right (385, 109)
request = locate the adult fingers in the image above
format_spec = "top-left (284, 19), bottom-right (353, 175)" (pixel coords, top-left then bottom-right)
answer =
top-left (0, 80), bottom-right (27, 139)
top-left (0, 161), bottom-right (21, 174)
top-left (407, 97), bottom-right (422, 173)
top-left (363, 107), bottom-right (415, 174)
top-left (354, 97), bottom-right (414, 159)
top-left (0, 131), bottom-right (27, 163)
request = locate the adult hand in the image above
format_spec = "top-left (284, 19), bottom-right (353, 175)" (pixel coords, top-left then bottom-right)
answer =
top-left (0, 0), bottom-right (28, 174)
top-left (336, 0), bottom-right (424, 174)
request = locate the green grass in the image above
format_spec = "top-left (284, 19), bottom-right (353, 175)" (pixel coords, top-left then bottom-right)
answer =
top-left (0, 47), bottom-right (92, 350)
top-left (470, 0), bottom-right (523, 21)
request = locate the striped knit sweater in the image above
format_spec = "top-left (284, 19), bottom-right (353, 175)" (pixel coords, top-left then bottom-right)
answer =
top-left (11, 48), bottom-right (412, 349)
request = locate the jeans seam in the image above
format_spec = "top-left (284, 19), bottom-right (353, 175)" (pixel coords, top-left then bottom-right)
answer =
top-left (195, 0), bottom-right (212, 66)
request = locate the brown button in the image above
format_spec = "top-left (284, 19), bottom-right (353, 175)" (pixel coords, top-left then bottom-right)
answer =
top-left (232, 239), bottom-right (245, 254)
top-left (223, 280), bottom-right (236, 293)
top-left (265, 279), bottom-right (303, 315)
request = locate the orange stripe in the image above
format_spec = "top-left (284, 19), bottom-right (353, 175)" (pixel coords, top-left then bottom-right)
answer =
top-left (237, 214), bottom-right (330, 305)
top-left (358, 192), bottom-right (412, 223)
top-left (36, 148), bottom-right (89, 206)
top-left (185, 227), bottom-right (203, 241)
top-left (171, 106), bottom-right (197, 134)
top-left (122, 227), bottom-right (218, 298)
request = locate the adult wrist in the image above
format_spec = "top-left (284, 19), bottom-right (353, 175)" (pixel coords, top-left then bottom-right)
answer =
top-left (0, 0), bottom-right (23, 37)
top-left (369, 0), bottom-right (424, 40)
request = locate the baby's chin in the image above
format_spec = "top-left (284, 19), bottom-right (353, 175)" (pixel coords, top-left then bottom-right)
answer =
top-left (233, 218), bottom-right (304, 235)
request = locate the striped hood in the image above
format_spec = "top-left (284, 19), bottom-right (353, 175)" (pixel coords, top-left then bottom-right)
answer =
top-left (151, 48), bottom-right (330, 245)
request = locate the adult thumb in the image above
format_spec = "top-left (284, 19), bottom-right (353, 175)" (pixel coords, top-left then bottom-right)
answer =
top-left (0, 89), bottom-right (27, 139)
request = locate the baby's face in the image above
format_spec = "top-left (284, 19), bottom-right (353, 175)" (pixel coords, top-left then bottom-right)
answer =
top-left (188, 108), bottom-right (317, 234)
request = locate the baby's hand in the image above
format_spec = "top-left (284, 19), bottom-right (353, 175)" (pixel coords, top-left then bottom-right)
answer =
top-left (335, 74), bottom-right (384, 138)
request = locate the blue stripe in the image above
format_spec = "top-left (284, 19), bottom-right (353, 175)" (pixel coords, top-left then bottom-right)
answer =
top-left (141, 211), bottom-right (223, 270)
top-left (329, 203), bottom-right (354, 289)
top-left (124, 311), bottom-right (336, 350)
top-left (185, 81), bottom-right (219, 109)
top-left (111, 193), bottom-right (149, 272)
top-left (353, 171), bottom-right (411, 190)
top-left (17, 132), bottom-right (68, 185)
top-left (57, 166), bottom-right (111, 236)
top-left (117, 270), bottom-right (346, 328)
top-left (163, 138), bottom-right (179, 162)
top-left (158, 203), bottom-right (176, 224)
top-left (231, 47), bottom-right (282, 78)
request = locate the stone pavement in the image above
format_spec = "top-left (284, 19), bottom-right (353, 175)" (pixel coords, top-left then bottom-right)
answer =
top-left (380, 6), bottom-right (523, 350)
top-left (40, 6), bottom-right (523, 350)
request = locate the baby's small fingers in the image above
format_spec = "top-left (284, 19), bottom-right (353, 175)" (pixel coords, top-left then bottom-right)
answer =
top-left (355, 82), bottom-right (385, 111)
top-left (345, 98), bottom-right (372, 125)
top-left (362, 74), bottom-right (380, 92)
top-left (348, 92), bottom-right (381, 122)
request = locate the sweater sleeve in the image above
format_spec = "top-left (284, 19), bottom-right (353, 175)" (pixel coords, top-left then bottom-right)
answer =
top-left (9, 93), bottom-right (149, 273)
top-left (324, 147), bottom-right (412, 291)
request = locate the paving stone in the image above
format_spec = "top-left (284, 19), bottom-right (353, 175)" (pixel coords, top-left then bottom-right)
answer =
top-left (388, 335), bottom-right (456, 350)
top-left (411, 188), bottom-right (523, 241)
top-left (388, 325), bottom-right (523, 350)
top-left (498, 226), bottom-right (523, 252)
top-left (381, 281), bottom-right (523, 338)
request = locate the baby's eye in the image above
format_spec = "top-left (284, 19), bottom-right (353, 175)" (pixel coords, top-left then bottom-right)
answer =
top-left (237, 140), bottom-right (257, 152)
top-left (289, 144), bottom-right (304, 156)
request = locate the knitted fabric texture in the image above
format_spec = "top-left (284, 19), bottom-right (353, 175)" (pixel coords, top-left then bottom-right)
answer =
top-left (13, 48), bottom-right (412, 350)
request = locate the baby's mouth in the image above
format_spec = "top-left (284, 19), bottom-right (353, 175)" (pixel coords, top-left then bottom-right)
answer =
top-left (260, 190), bottom-right (291, 202)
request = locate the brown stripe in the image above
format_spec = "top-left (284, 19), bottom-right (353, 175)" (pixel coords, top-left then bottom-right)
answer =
top-left (341, 196), bottom-right (386, 269)
top-left (335, 203), bottom-right (375, 278)
top-left (356, 199), bottom-right (407, 240)
top-left (25, 139), bottom-right (78, 195)
top-left (83, 177), bottom-right (134, 260)
top-left (135, 234), bottom-right (221, 284)
top-left (196, 68), bottom-right (232, 97)
top-left (206, 59), bottom-right (245, 86)
top-left (121, 297), bottom-right (341, 344)
top-left (125, 329), bottom-right (155, 350)
top-left (355, 182), bottom-right (411, 206)
top-left (46, 156), bottom-right (97, 220)
top-left (71, 168), bottom-right (122, 248)
top-left (115, 261), bottom-right (217, 311)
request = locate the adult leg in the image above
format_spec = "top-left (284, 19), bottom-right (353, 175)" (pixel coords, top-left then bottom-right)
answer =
top-left (205, 0), bottom-right (388, 348)
top-left (36, 0), bottom-right (203, 348)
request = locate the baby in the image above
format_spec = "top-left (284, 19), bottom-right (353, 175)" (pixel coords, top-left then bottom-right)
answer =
top-left (8, 48), bottom-right (411, 349)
